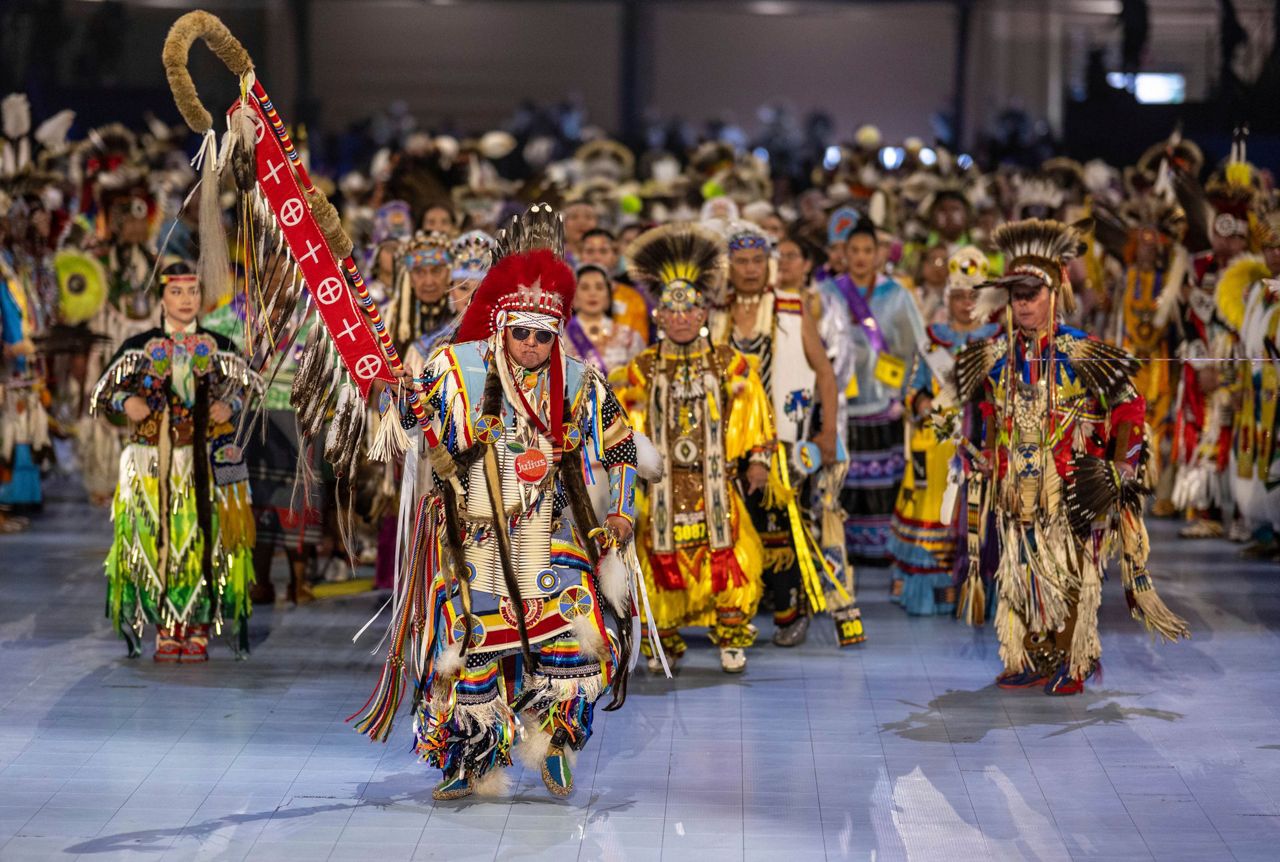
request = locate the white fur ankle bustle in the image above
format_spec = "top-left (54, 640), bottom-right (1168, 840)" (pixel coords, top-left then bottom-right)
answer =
top-left (513, 724), bottom-right (552, 772)
top-left (472, 767), bottom-right (513, 798)
top-left (570, 614), bottom-right (609, 660)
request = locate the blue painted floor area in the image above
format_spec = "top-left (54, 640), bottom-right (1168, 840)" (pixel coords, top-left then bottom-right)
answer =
top-left (0, 496), bottom-right (1277, 862)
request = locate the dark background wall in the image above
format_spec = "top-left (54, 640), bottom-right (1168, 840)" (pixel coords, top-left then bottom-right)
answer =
top-left (2, 0), bottom-right (1277, 170)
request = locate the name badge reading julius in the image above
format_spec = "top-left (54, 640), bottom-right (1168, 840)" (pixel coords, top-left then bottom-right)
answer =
top-left (514, 449), bottom-right (549, 484)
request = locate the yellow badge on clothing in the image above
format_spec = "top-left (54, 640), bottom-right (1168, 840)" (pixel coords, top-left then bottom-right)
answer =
top-left (874, 353), bottom-right (906, 389)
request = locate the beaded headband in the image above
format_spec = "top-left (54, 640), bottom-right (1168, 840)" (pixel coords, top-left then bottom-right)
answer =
top-left (489, 279), bottom-right (567, 334)
top-left (500, 308), bottom-right (560, 333)
top-left (403, 247), bottom-right (452, 270)
top-left (727, 233), bottom-right (770, 253)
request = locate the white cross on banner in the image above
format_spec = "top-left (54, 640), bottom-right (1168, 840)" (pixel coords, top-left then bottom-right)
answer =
top-left (231, 97), bottom-right (394, 397)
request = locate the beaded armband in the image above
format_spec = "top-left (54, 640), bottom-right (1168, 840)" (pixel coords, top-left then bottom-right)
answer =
top-left (608, 464), bottom-right (638, 524)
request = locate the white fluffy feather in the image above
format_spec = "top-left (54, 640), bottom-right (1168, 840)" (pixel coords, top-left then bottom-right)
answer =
top-left (570, 613), bottom-right (608, 659)
top-left (974, 286), bottom-right (1010, 325)
top-left (632, 431), bottom-right (665, 482)
top-left (433, 641), bottom-right (464, 681)
top-left (597, 548), bottom-right (631, 616)
top-left (472, 768), bottom-right (513, 798)
top-left (512, 725), bottom-right (552, 772)
top-left (2, 93), bottom-right (30, 140)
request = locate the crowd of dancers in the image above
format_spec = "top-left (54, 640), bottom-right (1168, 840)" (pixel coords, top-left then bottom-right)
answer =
top-left (4, 46), bottom-right (1275, 796)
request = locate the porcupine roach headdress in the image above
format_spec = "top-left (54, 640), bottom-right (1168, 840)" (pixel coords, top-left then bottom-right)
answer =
top-left (626, 222), bottom-right (725, 311)
top-left (1010, 174), bottom-right (1066, 220)
top-left (974, 217), bottom-right (1085, 322)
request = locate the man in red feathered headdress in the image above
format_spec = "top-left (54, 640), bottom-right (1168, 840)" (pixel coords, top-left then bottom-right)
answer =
top-left (355, 204), bottom-right (657, 803)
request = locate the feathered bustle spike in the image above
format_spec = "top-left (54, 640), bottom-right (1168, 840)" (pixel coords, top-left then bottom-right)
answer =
top-left (1065, 454), bottom-right (1153, 538)
top-left (954, 340), bottom-right (1001, 403)
top-left (1060, 336), bottom-right (1140, 403)
top-left (493, 202), bottom-right (564, 263)
top-left (1064, 456), bottom-right (1121, 537)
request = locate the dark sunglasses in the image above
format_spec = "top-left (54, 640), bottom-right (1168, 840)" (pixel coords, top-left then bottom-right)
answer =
top-left (510, 326), bottom-right (556, 345)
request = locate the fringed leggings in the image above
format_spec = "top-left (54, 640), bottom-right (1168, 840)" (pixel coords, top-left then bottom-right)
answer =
top-left (414, 635), bottom-right (608, 782)
top-left (1013, 597), bottom-right (1082, 678)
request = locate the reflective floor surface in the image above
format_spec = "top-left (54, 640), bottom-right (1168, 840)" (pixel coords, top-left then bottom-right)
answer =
top-left (0, 495), bottom-right (1277, 861)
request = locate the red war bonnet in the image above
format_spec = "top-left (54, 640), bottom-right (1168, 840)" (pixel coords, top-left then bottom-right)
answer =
top-left (454, 203), bottom-right (576, 342)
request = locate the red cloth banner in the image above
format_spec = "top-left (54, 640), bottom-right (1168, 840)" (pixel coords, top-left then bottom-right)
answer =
top-left (231, 98), bottom-right (394, 396)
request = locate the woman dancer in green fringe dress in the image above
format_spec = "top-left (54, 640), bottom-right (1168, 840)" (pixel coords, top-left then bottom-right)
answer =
top-left (92, 261), bottom-right (257, 661)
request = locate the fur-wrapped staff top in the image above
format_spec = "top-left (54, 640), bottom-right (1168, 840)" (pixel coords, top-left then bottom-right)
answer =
top-left (351, 203), bottom-right (663, 802)
top-left (162, 9), bottom-right (430, 448)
